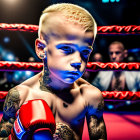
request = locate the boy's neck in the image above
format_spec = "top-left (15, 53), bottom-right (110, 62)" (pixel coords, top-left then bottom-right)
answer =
top-left (39, 68), bottom-right (74, 93)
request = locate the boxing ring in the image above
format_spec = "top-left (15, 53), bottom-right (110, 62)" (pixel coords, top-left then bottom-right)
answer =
top-left (0, 23), bottom-right (140, 140)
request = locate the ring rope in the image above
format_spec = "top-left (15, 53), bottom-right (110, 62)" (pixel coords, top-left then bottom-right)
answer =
top-left (102, 91), bottom-right (140, 100)
top-left (0, 61), bottom-right (139, 72)
top-left (0, 91), bottom-right (139, 100)
top-left (0, 23), bottom-right (140, 34)
top-left (0, 23), bottom-right (38, 32)
top-left (0, 61), bottom-right (43, 72)
top-left (86, 62), bottom-right (140, 71)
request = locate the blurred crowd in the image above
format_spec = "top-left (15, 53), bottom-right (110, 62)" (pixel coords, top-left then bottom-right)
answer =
top-left (0, 56), bottom-right (36, 91)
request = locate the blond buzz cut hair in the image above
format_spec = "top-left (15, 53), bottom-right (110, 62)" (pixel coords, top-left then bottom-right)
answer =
top-left (38, 3), bottom-right (97, 39)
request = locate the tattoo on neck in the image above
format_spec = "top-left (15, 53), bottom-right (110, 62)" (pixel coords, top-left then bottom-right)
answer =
top-left (39, 59), bottom-right (52, 92)
top-left (39, 74), bottom-right (52, 92)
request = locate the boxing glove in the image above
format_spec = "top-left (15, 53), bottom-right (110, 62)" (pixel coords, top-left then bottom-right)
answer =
top-left (8, 99), bottom-right (55, 140)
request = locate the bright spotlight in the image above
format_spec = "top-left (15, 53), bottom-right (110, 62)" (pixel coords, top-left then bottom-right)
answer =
top-left (126, 101), bottom-right (131, 105)
top-left (25, 71), bottom-right (32, 76)
top-left (7, 53), bottom-right (15, 61)
top-left (2, 0), bottom-right (21, 6)
top-left (25, 71), bottom-right (34, 78)
top-left (2, 51), bottom-right (15, 61)
top-left (107, 105), bottom-right (114, 110)
top-left (4, 37), bottom-right (10, 43)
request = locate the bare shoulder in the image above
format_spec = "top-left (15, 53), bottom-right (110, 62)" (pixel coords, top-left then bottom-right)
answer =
top-left (20, 72), bottom-right (41, 88)
top-left (16, 72), bottom-right (41, 103)
top-left (4, 72), bottom-right (40, 109)
top-left (77, 78), bottom-right (103, 108)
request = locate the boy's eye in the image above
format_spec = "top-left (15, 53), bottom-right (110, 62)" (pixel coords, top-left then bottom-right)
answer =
top-left (81, 50), bottom-right (91, 55)
top-left (60, 46), bottom-right (74, 54)
top-left (81, 50), bottom-right (91, 62)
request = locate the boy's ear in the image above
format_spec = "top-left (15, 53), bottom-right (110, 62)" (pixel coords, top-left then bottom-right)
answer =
top-left (35, 38), bottom-right (47, 59)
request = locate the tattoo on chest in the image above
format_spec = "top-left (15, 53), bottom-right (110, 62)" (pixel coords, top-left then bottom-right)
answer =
top-left (53, 123), bottom-right (76, 140)
top-left (112, 72), bottom-right (125, 91)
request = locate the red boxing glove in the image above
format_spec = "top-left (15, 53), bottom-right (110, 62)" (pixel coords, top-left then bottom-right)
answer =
top-left (9, 99), bottom-right (55, 140)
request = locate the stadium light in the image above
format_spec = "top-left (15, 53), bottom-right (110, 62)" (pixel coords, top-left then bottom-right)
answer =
top-left (102, 0), bottom-right (120, 3)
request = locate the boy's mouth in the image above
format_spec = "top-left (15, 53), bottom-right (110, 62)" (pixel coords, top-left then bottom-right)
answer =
top-left (67, 71), bottom-right (81, 76)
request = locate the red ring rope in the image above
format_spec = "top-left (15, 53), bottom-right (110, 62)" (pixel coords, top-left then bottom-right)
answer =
top-left (0, 23), bottom-right (140, 34)
top-left (102, 91), bottom-right (140, 100)
top-left (0, 91), bottom-right (139, 100)
top-left (86, 62), bottom-right (140, 71)
top-left (0, 61), bottom-right (43, 72)
top-left (0, 61), bottom-right (139, 72)
top-left (0, 23), bottom-right (38, 32)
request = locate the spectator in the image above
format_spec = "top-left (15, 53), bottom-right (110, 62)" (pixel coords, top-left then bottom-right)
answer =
top-left (28, 57), bottom-right (35, 62)
top-left (92, 53), bottom-right (103, 62)
top-left (92, 41), bottom-right (140, 91)
top-left (82, 53), bottom-right (103, 82)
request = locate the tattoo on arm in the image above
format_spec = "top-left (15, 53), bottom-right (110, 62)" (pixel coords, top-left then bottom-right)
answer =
top-left (88, 115), bottom-right (107, 140)
top-left (0, 118), bottom-right (14, 138)
top-left (0, 87), bottom-right (20, 138)
top-left (53, 123), bottom-right (76, 140)
top-left (87, 98), bottom-right (107, 140)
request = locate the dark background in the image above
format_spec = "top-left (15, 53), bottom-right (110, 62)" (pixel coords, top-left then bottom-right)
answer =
top-left (0, 0), bottom-right (140, 62)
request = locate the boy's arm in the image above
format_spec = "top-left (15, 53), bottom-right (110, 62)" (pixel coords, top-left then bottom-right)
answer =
top-left (0, 87), bottom-right (20, 139)
top-left (86, 88), bottom-right (107, 140)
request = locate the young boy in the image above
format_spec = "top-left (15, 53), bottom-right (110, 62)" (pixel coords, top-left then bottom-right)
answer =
top-left (0, 3), bottom-right (107, 140)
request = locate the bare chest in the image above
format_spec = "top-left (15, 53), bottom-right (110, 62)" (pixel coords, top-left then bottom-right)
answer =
top-left (54, 95), bottom-right (86, 125)
top-left (53, 95), bottom-right (86, 139)
top-left (111, 74), bottom-right (126, 90)
top-left (24, 89), bottom-right (86, 124)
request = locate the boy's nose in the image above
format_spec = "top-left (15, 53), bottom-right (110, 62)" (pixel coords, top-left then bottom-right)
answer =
top-left (70, 63), bottom-right (81, 70)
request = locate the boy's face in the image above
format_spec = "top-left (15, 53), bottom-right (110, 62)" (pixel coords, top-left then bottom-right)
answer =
top-left (39, 15), bottom-right (94, 84)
